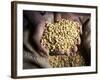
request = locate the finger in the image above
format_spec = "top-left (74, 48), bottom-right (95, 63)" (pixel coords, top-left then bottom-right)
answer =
top-left (40, 48), bottom-right (49, 57)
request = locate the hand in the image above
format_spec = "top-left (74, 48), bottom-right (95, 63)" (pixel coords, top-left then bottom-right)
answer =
top-left (23, 11), bottom-right (49, 57)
